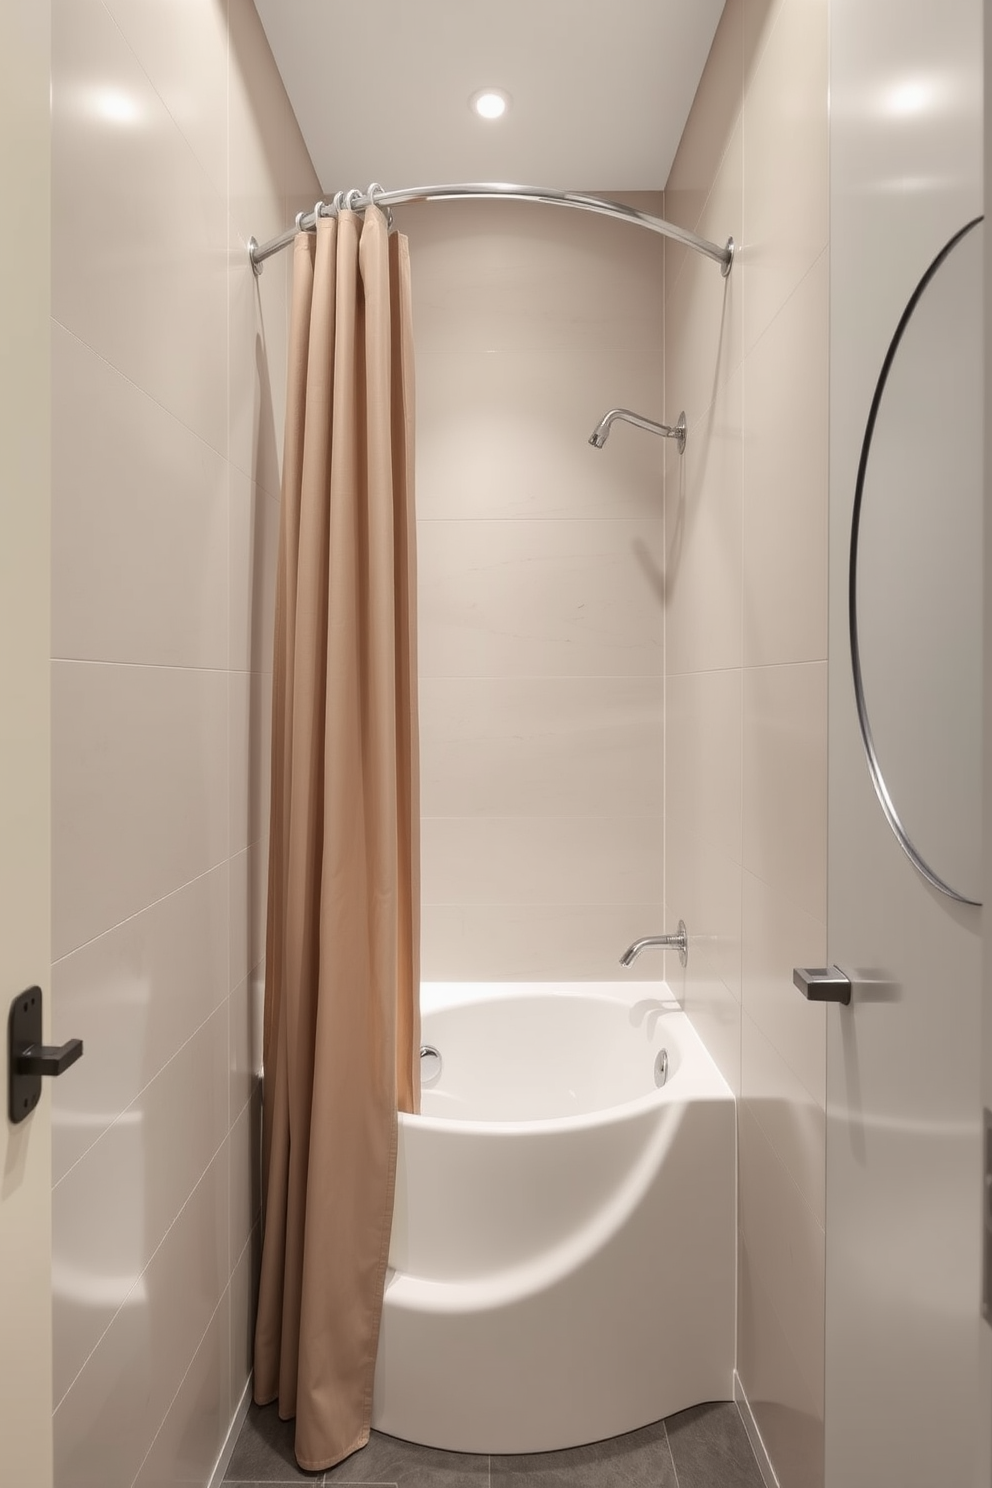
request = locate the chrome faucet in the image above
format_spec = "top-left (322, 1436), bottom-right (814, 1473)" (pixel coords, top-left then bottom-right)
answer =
top-left (620, 920), bottom-right (688, 969)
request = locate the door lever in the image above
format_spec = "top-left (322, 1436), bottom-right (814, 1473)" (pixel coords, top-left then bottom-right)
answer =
top-left (793, 966), bottom-right (852, 1005)
top-left (8, 987), bottom-right (84, 1125)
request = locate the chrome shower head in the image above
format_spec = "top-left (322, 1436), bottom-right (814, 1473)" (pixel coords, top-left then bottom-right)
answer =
top-left (588, 408), bottom-right (686, 453)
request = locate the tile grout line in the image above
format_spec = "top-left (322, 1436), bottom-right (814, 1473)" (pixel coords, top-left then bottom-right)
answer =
top-left (664, 1419), bottom-right (683, 1488)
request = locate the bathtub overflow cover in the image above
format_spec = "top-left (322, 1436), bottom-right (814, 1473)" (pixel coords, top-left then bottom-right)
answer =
top-left (420, 1045), bottom-right (442, 1087)
top-left (654, 1048), bottom-right (669, 1088)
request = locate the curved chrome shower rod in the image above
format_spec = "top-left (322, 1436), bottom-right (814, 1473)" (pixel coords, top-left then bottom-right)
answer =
top-left (249, 182), bottom-right (735, 277)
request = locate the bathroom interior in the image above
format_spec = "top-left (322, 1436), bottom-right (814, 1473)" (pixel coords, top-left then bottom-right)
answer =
top-left (1, 0), bottom-right (990, 1485)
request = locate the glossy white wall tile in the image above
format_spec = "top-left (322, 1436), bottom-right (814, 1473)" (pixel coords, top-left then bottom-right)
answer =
top-left (420, 677), bottom-right (663, 819)
top-left (52, 0), bottom-right (230, 459)
top-left (52, 326), bottom-right (230, 670)
top-left (742, 250), bottom-right (829, 667)
top-left (664, 1), bottom-right (829, 1480)
top-left (663, 366), bottom-right (744, 676)
top-left (51, 863), bottom-right (229, 1184)
top-left (53, 1146), bottom-right (229, 1488)
top-left (415, 198), bottom-right (666, 981)
top-left (418, 517), bottom-right (666, 679)
top-left (52, 660), bottom-right (229, 960)
top-left (52, 1003), bottom-right (228, 1407)
top-left (741, 0), bottom-right (829, 354)
top-left (50, 0), bottom-right (319, 1480)
top-left (738, 1234), bottom-right (825, 1488)
top-left (421, 902), bottom-right (668, 983)
top-left (416, 348), bottom-right (664, 521)
top-left (742, 661), bottom-right (828, 923)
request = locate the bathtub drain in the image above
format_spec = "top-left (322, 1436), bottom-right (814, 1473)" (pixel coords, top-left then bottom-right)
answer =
top-left (420, 1045), bottom-right (442, 1087)
top-left (654, 1048), bottom-right (669, 1088)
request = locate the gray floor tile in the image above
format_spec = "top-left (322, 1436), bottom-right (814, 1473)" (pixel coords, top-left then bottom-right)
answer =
top-left (665, 1402), bottom-right (764, 1488)
top-left (325, 1431), bottom-right (487, 1485)
top-left (224, 1402), bottom-right (324, 1481)
top-left (491, 1420), bottom-right (677, 1487)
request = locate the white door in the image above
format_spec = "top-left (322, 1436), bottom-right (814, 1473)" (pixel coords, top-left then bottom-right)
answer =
top-left (825, 2), bottom-right (988, 1484)
top-left (0, 2), bottom-right (54, 1485)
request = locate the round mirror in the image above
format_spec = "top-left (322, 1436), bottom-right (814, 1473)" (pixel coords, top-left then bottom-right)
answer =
top-left (851, 217), bottom-right (983, 907)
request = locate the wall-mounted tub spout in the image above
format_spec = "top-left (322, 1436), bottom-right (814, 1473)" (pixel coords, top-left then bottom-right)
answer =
top-left (589, 408), bottom-right (687, 453)
top-left (620, 920), bottom-right (688, 969)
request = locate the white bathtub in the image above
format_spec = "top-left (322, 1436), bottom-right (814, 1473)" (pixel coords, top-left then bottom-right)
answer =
top-left (371, 981), bottom-right (736, 1454)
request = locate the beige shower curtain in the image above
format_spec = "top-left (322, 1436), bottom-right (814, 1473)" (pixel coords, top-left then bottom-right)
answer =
top-left (253, 206), bottom-right (421, 1472)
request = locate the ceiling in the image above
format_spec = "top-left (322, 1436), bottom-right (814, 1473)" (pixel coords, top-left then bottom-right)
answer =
top-left (254, 1), bottom-right (726, 195)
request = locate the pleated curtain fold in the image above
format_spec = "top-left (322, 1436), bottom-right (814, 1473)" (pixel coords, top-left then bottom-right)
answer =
top-left (253, 206), bottom-right (421, 1473)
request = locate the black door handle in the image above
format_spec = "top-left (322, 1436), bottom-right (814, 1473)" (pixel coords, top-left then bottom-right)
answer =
top-left (16, 1039), bottom-right (84, 1077)
top-left (7, 987), bottom-right (84, 1124)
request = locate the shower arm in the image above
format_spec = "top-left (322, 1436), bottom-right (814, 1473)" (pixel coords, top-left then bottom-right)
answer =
top-left (249, 183), bottom-right (735, 277)
top-left (589, 408), bottom-right (687, 452)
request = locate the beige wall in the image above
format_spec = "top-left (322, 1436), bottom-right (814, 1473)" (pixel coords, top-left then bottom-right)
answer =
top-left (663, 1), bottom-right (829, 1484)
top-left (48, 2), bottom-right (318, 1482)
top-left (410, 196), bottom-right (667, 982)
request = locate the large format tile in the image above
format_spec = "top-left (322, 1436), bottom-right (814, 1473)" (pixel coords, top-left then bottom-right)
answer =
top-left (51, 862), bottom-right (229, 1183)
top-left (405, 198), bottom-right (665, 356)
top-left (52, 325), bottom-right (229, 669)
top-left (325, 1431), bottom-right (487, 1486)
top-left (738, 1235), bottom-right (824, 1488)
top-left (418, 519), bottom-right (665, 679)
top-left (226, 1399), bottom-right (332, 1480)
top-left (420, 676), bottom-right (663, 819)
top-left (230, 669), bottom-right (272, 856)
top-left (741, 0), bottom-right (829, 353)
top-left (741, 661), bottom-right (827, 923)
top-left (416, 347), bottom-right (664, 522)
top-left (665, 0), bottom-right (744, 296)
top-left (229, 1092), bottom-right (262, 1271)
top-left (229, 0), bottom-right (315, 246)
top-left (229, 225), bottom-right (288, 501)
top-left (230, 474), bottom-right (281, 671)
top-left (742, 250), bottom-right (828, 667)
top-left (491, 1419), bottom-right (676, 1486)
top-left (742, 1008), bottom-right (825, 1226)
top-left (134, 1288), bottom-right (231, 1488)
top-left (52, 0), bottom-right (228, 456)
top-left (52, 660), bottom-right (229, 959)
top-left (52, 1003), bottom-right (228, 1406)
top-left (229, 970), bottom-right (263, 1126)
top-left (421, 902), bottom-right (667, 983)
top-left (741, 869), bottom-right (825, 1106)
top-left (664, 368), bottom-right (743, 677)
top-left (738, 1107), bottom-right (826, 1406)
top-left (677, 965), bottom-right (742, 1097)
top-left (665, 1402), bottom-right (765, 1488)
top-left (664, 119), bottom-right (743, 427)
top-left (229, 1225), bottom-right (261, 1423)
top-left (100, 0), bottom-right (230, 207)
top-left (665, 669), bottom-right (742, 866)
top-left (54, 1146), bottom-right (229, 1488)
top-left (421, 816), bottom-right (663, 910)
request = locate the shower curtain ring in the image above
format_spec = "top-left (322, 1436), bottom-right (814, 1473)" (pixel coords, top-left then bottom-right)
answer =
top-left (312, 200), bottom-right (326, 231)
top-left (331, 191), bottom-right (345, 215)
top-left (344, 188), bottom-right (363, 211)
top-left (368, 182), bottom-right (395, 230)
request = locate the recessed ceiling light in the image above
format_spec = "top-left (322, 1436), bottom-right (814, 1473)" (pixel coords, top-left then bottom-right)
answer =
top-left (471, 88), bottom-right (510, 121)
